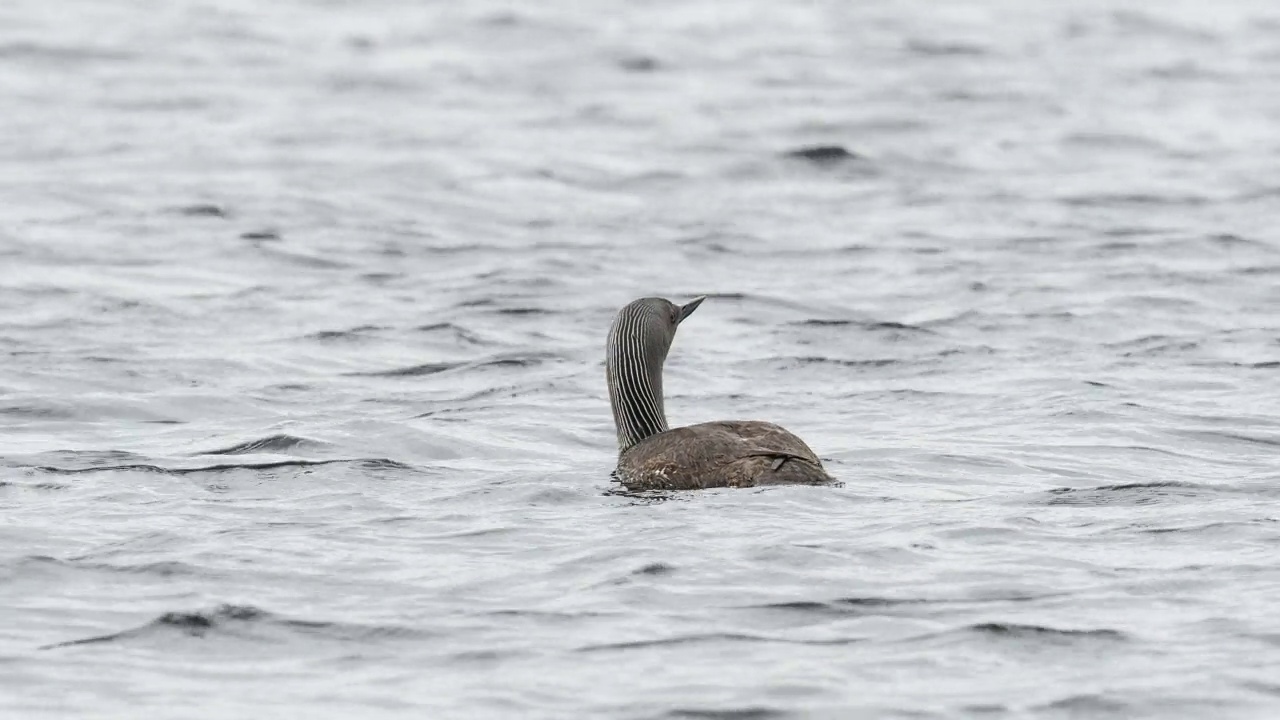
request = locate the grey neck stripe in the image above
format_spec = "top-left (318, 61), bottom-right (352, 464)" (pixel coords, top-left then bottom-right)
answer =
top-left (607, 304), bottom-right (668, 451)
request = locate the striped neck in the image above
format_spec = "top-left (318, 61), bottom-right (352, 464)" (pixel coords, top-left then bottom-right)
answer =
top-left (606, 302), bottom-right (670, 452)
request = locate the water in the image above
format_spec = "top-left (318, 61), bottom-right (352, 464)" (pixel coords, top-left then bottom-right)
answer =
top-left (3, 0), bottom-right (1280, 717)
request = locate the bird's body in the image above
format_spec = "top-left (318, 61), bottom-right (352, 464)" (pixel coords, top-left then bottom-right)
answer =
top-left (606, 296), bottom-right (835, 491)
top-left (616, 420), bottom-right (832, 490)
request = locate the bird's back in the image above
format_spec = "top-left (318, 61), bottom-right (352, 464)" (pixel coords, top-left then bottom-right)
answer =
top-left (614, 420), bottom-right (835, 490)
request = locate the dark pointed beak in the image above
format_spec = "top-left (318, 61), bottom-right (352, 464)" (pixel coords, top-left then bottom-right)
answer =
top-left (679, 296), bottom-right (706, 323)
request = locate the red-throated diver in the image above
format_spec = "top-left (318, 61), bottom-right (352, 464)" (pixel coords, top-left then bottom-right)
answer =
top-left (607, 296), bottom-right (834, 490)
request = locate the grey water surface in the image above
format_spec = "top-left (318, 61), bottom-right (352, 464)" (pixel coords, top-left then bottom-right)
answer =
top-left (3, 0), bottom-right (1280, 718)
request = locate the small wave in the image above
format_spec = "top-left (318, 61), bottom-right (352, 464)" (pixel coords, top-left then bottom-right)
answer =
top-left (348, 352), bottom-right (562, 378)
top-left (1141, 519), bottom-right (1275, 535)
top-left (1179, 430), bottom-right (1280, 448)
top-left (258, 248), bottom-right (350, 269)
top-left (790, 356), bottom-right (900, 369)
top-left (794, 319), bottom-right (935, 335)
top-left (31, 458), bottom-right (416, 476)
top-left (1044, 481), bottom-right (1216, 506)
top-left (753, 594), bottom-right (1046, 616)
top-left (198, 434), bottom-right (330, 455)
top-left (577, 632), bottom-right (861, 653)
top-left (42, 603), bottom-right (427, 650)
top-left (415, 322), bottom-right (486, 344)
top-left (19, 555), bottom-right (204, 578)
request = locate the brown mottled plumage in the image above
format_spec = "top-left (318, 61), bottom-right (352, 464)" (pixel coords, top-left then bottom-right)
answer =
top-left (606, 296), bottom-right (835, 491)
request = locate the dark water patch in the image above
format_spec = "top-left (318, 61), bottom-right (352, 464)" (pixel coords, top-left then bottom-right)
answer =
top-left (967, 622), bottom-right (1126, 641)
top-left (1240, 679), bottom-right (1280, 697)
top-left (345, 35), bottom-right (375, 52)
top-left (957, 704), bottom-right (1009, 716)
top-left (668, 708), bottom-right (786, 720)
top-left (351, 361), bottom-right (461, 377)
top-left (1099, 225), bottom-right (1171, 238)
top-left (42, 603), bottom-right (428, 650)
top-left (782, 144), bottom-right (863, 165)
top-left (486, 609), bottom-right (613, 622)
top-left (326, 71), bottom-right (423, 94)
top-left (756, 598), bottom-right (920, 616)
top-left (240, 229), bottom-right (281, 241)
top-left (172, 204), bottom-right (228, 218)
top-left (1118, 340), bottom-right (1200, 358)
top-left (1062, 132), bottom-right (1164, 151)
top-left (11, 482), bottom-right (70, 491)
top-left (1110, 10), bottom-right (1220, 42)
top-left (0, 404), bottom-right (75, 420)
top-left (304, 325), bottom-right (387, 341)
top-left (905, 39), bottom-right (987, 56)
top-left (635, 562), bottom-right (676, 576)
top-left (1206, 233), bottom-right (1272, 249)
top-left (478, 10), bottom-right (521, 27)
top-left (1060, 193), bottom-right (1209, 208)
top-left (496, 307), bottom-right (553, 316)
top-left (795, 319), bottom-right (934, 335)
top-left (617, 55), bottom-right (660, 72)
top-left (198, 434), bottom-right (330, 456)
top-left (1036, 693), bottom-right (1130, 714)
top-left (32, 457), bottom-right (416, 476)
top-left (0, 41), bottom-right (134, 62)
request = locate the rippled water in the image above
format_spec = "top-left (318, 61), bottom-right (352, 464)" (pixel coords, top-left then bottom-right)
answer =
top-left (3, 0), bottom-right (1280, 717)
